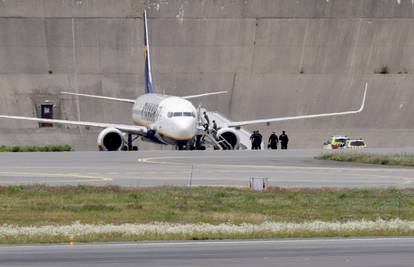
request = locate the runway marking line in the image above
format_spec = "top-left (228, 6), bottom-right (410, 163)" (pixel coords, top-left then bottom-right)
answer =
top-left (2, 237), bottom-right (414, 249)
top-left (137, 156), bottom-right (414, 185)
top-left (137, 156), bottom-right (414, 173)
top-left (0, 171), bottom-right (112, 182)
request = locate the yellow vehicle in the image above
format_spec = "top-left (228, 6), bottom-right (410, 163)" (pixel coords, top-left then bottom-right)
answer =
top-left (345, 139), bottom-right (367, 149)
top-left (323, 135), bottom-right (349, 149)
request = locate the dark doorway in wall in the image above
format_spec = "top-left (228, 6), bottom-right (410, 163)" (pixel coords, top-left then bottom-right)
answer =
top-left (40, 104), bottom-right (53, 127)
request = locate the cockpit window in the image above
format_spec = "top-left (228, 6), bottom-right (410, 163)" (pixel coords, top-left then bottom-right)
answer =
top-left (183, 112), bottom-right (195, 117)
top-left (169, 112), bottom-right (195, 118)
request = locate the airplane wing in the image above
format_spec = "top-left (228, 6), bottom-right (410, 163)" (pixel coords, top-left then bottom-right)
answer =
top-left (181, 91), bottom-right (228, 99)
top-left (228, 82), bottom-right (368, 128)
top-left (0, 115), bottom-right (147, 135)
top-left (61, 92), bottom-right (136, 103)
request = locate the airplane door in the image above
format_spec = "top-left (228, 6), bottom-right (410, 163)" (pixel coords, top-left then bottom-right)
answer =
top-left (40, 104), bottom-right (53, 127)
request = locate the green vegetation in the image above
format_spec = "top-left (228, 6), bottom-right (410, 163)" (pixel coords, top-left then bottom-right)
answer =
top-left (0, 185), bottom-right (413, 226)
top-left (0, 144), bottom-right (72, 152)
top-left (316, 153), bottom-right (414, 167)
top-left (1, 185), bottom-right (414, 243)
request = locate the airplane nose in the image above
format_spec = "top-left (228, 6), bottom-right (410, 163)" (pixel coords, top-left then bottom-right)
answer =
top-left (174, 119), bottom-right (197, 139)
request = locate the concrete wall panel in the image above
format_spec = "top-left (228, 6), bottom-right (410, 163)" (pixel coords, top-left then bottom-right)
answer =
top-left (152, 19), bottom-right (255, 46)
top-left (0, 47), bottom-right (48, 74)
top-left (1, 0), bottom-right (414, 149)
top-left (155, 46), bottom-right (252, 73)
top-left (0, 18), bottom-right (46, 47)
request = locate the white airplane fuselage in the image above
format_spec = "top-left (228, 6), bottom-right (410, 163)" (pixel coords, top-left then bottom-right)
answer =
top-left (132, 94), bottom-right (198, 145)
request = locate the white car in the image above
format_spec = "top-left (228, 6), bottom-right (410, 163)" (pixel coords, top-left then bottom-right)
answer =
top-left (345, 139), bottom-right (367, 149)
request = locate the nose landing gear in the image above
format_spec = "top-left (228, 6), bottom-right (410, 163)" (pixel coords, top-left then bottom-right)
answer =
top-left (176, 140), bottom-right (189, 150)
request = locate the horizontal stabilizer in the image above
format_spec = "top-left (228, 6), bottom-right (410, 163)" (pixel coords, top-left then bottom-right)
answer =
top-left (182, 91), bottom-right (228, 99)
top-left (61, 92), bottom-right (135, 103)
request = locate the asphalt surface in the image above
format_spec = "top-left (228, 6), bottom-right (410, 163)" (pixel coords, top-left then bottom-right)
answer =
top-left (0, 149), bottom-right (413, 188)
top-left (0, 238), bottom-right (413, 267)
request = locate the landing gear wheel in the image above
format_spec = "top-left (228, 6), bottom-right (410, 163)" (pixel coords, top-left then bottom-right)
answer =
top-left (126, 134), bottom-right (140, 151)
top-left (176, 141), bottom-right (188, 150)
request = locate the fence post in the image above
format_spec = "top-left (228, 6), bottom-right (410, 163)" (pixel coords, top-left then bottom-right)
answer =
top-left (188, 164), bottom-right (194, 188)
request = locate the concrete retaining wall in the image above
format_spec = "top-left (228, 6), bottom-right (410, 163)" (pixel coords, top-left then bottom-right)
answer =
top-left (0, 0), bottom-right (413, 149)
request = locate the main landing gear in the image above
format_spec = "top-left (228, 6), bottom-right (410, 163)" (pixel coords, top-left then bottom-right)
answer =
top-left (122, 134), bottom-right (139, 151)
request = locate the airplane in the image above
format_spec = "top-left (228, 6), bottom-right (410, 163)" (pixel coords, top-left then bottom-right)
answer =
top-left (0, 10), bottom-right (368, 151)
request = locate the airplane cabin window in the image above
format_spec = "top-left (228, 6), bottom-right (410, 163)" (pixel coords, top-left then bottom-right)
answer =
top-left (167, 112), bottom-right (173, 118)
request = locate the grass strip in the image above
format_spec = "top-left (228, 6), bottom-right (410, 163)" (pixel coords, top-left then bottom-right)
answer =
top-left (0, 144), bottom-right (72, 152)
top-left (1, 185), bottom-right (414, 226)
top-left (1, 220), bottom-right (414, 244)
top-left (2, 185), bottom-right (414, 243)
top-left (316, 152), bottom-right (414, 167)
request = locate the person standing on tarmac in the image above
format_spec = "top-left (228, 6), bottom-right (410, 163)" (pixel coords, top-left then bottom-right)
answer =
top-left (255, 130), bottom-right (263, 150)
top-left (250, 131), bottom-right (257, 150)
top-left (268, 131), bottom-right (279, 149)
top-left (279, 130), bottom-right (289, 150)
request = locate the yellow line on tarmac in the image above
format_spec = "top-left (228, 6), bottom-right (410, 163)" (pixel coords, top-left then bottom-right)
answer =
top-left (0, 171), bottom-right (112, 181)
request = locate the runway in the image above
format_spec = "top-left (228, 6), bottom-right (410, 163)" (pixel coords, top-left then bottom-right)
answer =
top-left (0, 238), bottom-right (413, 267)
top-left (0, 149), bottom-right (413, 188)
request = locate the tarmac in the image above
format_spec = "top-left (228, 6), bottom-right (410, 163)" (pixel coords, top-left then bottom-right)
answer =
top-left (1, 149), bottom-right (414, 266)
top-left (1, 238), bottom-right (413, 267)
top-left (0, 148), bottom-right (413, 188)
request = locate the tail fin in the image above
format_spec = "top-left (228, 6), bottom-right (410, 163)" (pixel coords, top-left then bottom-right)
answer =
top-left (144, 10), bottom-right (154, 94)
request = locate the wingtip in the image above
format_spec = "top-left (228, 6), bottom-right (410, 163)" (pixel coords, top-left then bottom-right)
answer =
top-left (359, 82), bottom-right (368, 112)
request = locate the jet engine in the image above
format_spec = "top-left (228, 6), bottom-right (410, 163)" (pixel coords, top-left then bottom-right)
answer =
top-left (216, 128), bottom-right (240, 150)
top-left (97, 128), bottom-right (125, 151)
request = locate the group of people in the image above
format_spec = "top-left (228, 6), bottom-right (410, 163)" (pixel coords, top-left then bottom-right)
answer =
top-left (250, 130), bottom-right (263, 150)
top-left (251, 130), bottom-right (289, 150)
top-left (204, 111), bottom-right (289, 150)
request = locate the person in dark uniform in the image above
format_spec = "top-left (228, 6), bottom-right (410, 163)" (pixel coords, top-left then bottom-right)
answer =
top-left (268, 132), bottom-right (279, 149)
top-left (250, 131), bottom-right (257, 150)
top-left (279, 130), bottom-right (289, 150)
top-left (255, 130), bottom-right (263, 150)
